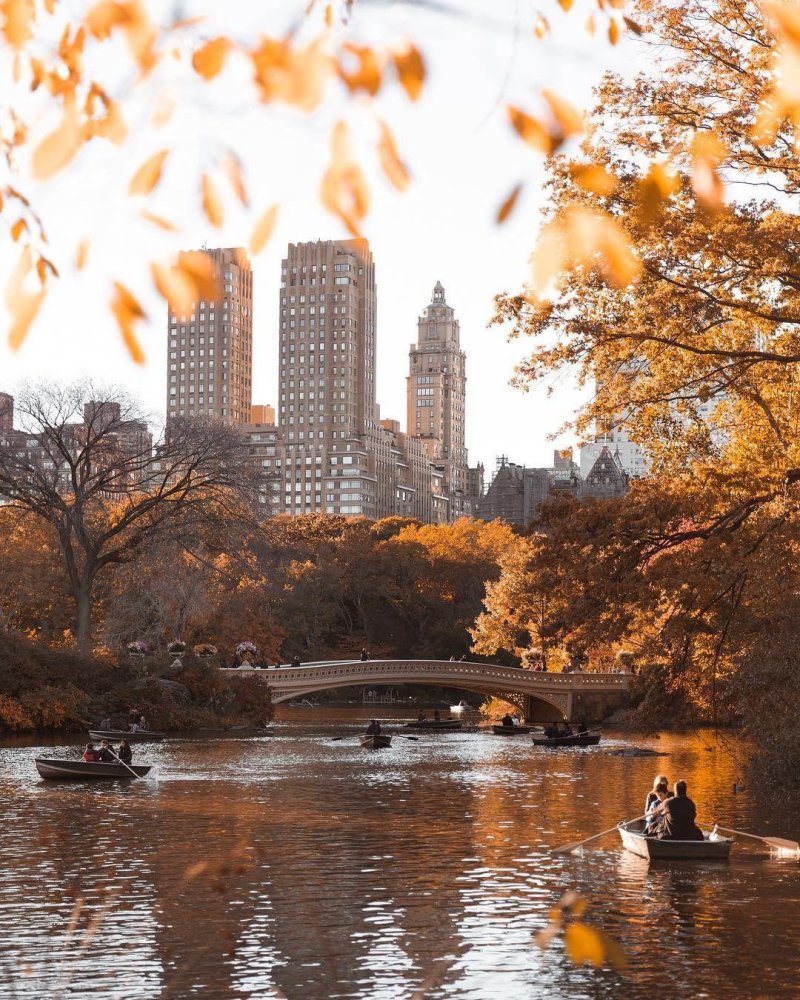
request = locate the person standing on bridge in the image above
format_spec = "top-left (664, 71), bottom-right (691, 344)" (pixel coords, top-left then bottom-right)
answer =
top-left (291, 655), bottom-right (301, 668)
top-left (360, 648), bottom-right (370, 662)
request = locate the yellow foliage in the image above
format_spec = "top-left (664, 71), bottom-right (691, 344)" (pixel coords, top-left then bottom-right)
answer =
top-left (191, 36), bottom-right (231, 80)
top-left (201, 172), bottom-right (224, 228)
top-left (31, 103), bottom-right (82, 179)
top-left (249, 204), bottom-right (279, 255)
top-left (377, 119), bottom-right (410, 191)
top-left (319, 120), bottom-right (370, 237)
top-left (128, 148), bottom-right (168, 195)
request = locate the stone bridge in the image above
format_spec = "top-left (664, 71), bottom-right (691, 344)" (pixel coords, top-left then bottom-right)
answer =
top-left (219, 659), bottom-right (631, 722)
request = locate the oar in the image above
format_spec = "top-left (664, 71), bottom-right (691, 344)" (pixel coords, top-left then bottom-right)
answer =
top-left (396, 734), bottom-right (419, 741)
top-left (551, 814), bottom-right (646, 855)
top-left (107, 746), bottom-right (141, 780)
top-left (713, 825), bottom-right (800, 855)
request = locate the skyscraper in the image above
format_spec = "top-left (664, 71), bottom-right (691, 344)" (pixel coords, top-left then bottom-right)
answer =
top-left (166, 247), bottom-right (253, 425)
top-left (407, 281), bottom-right (469, 497)
top-left (278, 238), bottom-right (378, 516)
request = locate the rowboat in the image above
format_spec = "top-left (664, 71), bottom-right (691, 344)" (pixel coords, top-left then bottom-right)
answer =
top-left (360, 733), bottom-right (392, 749)
top-left (404, 719), bottom-right (462, 731)
top-left (492, 724), bottom-right (532, 735)
top-left (35, 758), bottom-right (151, 781)
top-left (618, 819), bottom-right (733, 860)
top-left (532, 732), bottom-right (601, 747)
top-left (88, 729), bottom-right (165, 743)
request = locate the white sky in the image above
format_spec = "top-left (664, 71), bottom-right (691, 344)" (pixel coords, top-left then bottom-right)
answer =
top-left (0, 0), bottom-right (634, 470)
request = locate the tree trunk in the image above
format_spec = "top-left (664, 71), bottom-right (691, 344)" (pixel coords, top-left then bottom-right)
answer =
top-left (76, 583), bottom-right (93, 654)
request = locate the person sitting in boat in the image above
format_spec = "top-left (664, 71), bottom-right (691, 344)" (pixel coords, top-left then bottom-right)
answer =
top-left (434, 710), bottom-right (441, 722)
top-left (366, 719), bottom-right (381, 735)
top-left (138, 715), bottom-right (149, 731)
top-left (417, 710), bottom-right (427, 721)
top-left (644, 777), bottom-right (671, 834)
top-left (101, 717), bottom-right (112, 730)
top-left (654, 779), bottom-right (704, 841)
top-left (578, 722), bottom-right (589, 735)
top-left (117, 740), bottom-right (133, 764)
top-left (97, 739), bottom-right (116, 763)
top-left (501, 713), bottom-right (514, 728)
top-left (83, 742), bottom-right (101, 762)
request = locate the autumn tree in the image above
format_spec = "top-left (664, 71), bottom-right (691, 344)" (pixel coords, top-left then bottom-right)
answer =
top-left (0, 381), bottom-right (262, 651)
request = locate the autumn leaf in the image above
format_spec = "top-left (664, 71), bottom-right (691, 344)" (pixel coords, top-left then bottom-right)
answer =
top-left (177, 250), bottom-right (221, 301)
top-left (496, 183), bottom-right (522, 223)
top-left (2, 0), bottom-right (35, 48)
top-left (690, 132), bottom-right (726, 211)
top-left (532, 205), bottom-right (640, 293)
top-left (192, 37), bottom-right (231, 80)
top-left (250, 204), bottom-right (279, 255)
top-left (151, 260), bottom-right (197, 313)
top-left (572, 163), bottom-right (617, 195)
top-left (152, 89), bottom-right (176, 128)
top-left (319, 121), bottom-right (370, 238)
top-left (140, 210), bottom-right (178, 231)
top-left (392, 42), bottom-right (425, 101)
top-left (377, 119), bottom-right (410, 192)
top-left (564, 923), bottom-right (605, 967)
top-left (75, 239), bottom-right (89, 270)
top-left (541, 89), bottom-right (583, 137)
top-left (6, 246), bottom-right (45, 351)
top-left (507, 105), bottom-right (555, 154)
top-left (623, 15), bottom-right (642, 35)
top-left (201, 173), bottom-right (224, 228)
top-left (251, 35), bottom-right (333, 112)
top-left (534, 14), bottom-right (549, 39)
top-left (31, 104), bottom-right (82, 180)
top-left (10, 218), bottom-right (26, 241)
top-left (110, 281), bottom-right (146, 364)
top-left (608, 17), bottom-right (620, 45)
top-left (128, 149), bottom-right (168, 195)
top-left (636, 161), bottom-right (679, 222)
top-left (222, 151), bottom-right (249, 207)
top-left (557, 0), bottom-right (573, 10)
top-left (338, 42), bottom-right (382, 96)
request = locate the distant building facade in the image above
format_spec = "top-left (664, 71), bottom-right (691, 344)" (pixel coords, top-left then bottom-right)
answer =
top-left (167, 247), bottom-right (253, 426)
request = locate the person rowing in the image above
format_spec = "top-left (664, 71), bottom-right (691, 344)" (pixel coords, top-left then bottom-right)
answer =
top-left (501, 713), bottom-right (514, 728)
top-left (365, 719), bottom-right (381, 735)
top-left (117, 740), bottom-right (133, 764)
top-left (97, 739), bottom-right (116, 763)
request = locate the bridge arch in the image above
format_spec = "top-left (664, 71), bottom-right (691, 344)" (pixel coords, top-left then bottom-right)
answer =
top-left (220, 659), bottom-right (630, 722)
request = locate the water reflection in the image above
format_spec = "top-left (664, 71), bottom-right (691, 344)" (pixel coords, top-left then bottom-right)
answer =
top-left (0, 715), bottom-right (797, 998)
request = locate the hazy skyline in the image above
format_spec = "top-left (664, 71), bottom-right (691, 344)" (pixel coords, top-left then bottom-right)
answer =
top-left (0, 0), bottom-right (634, 471)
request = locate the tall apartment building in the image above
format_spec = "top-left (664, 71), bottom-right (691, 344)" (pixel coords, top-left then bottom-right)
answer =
top-left (407, 282), bottom-right (469, 497)
top-left (166, 247), bottom-right (253, 425)
top-left (278, 238), bottom-right (379, 516)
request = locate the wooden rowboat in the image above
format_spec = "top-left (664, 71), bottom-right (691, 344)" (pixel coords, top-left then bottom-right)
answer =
top-left (35, 758), bottom-right (151, 781)
top-left (532, 732), bottom-right (601, 747)
top-left (618, 819), bottom-right (733, 860)
top-left (492, 724), bottom-right (532, 735)
top-left (360, 733), bottom-right (392, 749)
top-left (404, 720), bottom-right (462, 731)
top-left (88, 729), bottom-right (165, 743)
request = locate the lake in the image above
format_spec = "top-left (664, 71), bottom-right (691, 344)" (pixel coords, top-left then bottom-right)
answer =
top-left (0, 709), bottom-right (796, 998)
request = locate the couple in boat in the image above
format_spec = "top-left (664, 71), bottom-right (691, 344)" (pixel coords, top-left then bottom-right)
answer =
top-left (644, 775), bottom-right (704, 840)
top-left (83, 739), bottom-right (133, 764)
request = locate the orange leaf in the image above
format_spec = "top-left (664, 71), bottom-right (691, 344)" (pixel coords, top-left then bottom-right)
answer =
top-left (319, 120), bottom-right (370, 238)
top-left (572, 163), bottom-right (617, 195)
top-left (201, 173), bottom-right (224, 228)
top-left (151, 260), bottom-right (197, 313)
top-left (6, 246), bottom-right (45, 351)
top-left (507, 105), bottom-right (555, 154)
top-left (392, 42), bottom-right (425, 101)
top-left (608, 17), bottom-right (620, 45)
top-left (324, 3), bottom-right (332, 27)
top-left (222, 151), bottom-right (249, 207)
top-left (623, 15), bottom-right (642, 35)
top-left (339, 42), bottom-right (382, 96)
top-left (140, 209), bottom-right (178, 231)
top-left (110, 281), bottom-right (146, 363)
top-left (31, 104), bottom-right (82, 179)
top-left (128, 149), bottom-right (168, 195)
top-left (542, 89), bottom-right (584, 137)
top-left (585, 13), bottom-right (596, 36)
top-left (75, 239), bottom-right (89, 270)
top-left (10, 218), bottom-right (26, 241)
top-left (192, 36), bottom-right (230, 80)
top-left (152, 90), bottom-right (176, 128)
top-left (690, 132), bottom-right (727, 211)
top-left (251, 35), bottom-right (333, 112)
top-left (2, 0), bottom-right (35, 47)
top-left (564, 923), bottom-right (605, 967)
top-left (496, 183), bottom-right (522, 224)
top-left (178, 250), bottom-right (221, 301)
top-left (377, 119), bottom-right (410, 192)
top-left (558, 0), bottom-right (573, 9)
top-left (534, 13), bottom-right (549, 39)
top-left (249, 204), bottom-right (279, 255)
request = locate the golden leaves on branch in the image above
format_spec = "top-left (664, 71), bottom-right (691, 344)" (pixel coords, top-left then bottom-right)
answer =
top-left (251, 35), bottom-right (332, 112)
top-left (636, 161), bottom-right (679, 222)
top-left (201, 173), bottom-right (224, 228)
top-left (191, 37), bottom-right (230, 80)
top-left (377, 120), bottom-right (410, 191)
top-left (320, 121), bottom-right (369, 237)
top-left (571, 163), bottom-right (617, 196)
top-left (250, 205), bottom-right (279, 255)
top-left (128, 149), bottom-right (168, 195)
top-left (110, 281), bottom-right (145, 363)
top-left (339, 42), bottom-right (382, 96)
top-left (532, 205), bottom-right (640, 294)
top-left (757, 1), bottom-right (800, 144)
top-left (6, 246), bottom-right (45, 351)
top-left (85, 0), bottom-right (158, 75)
